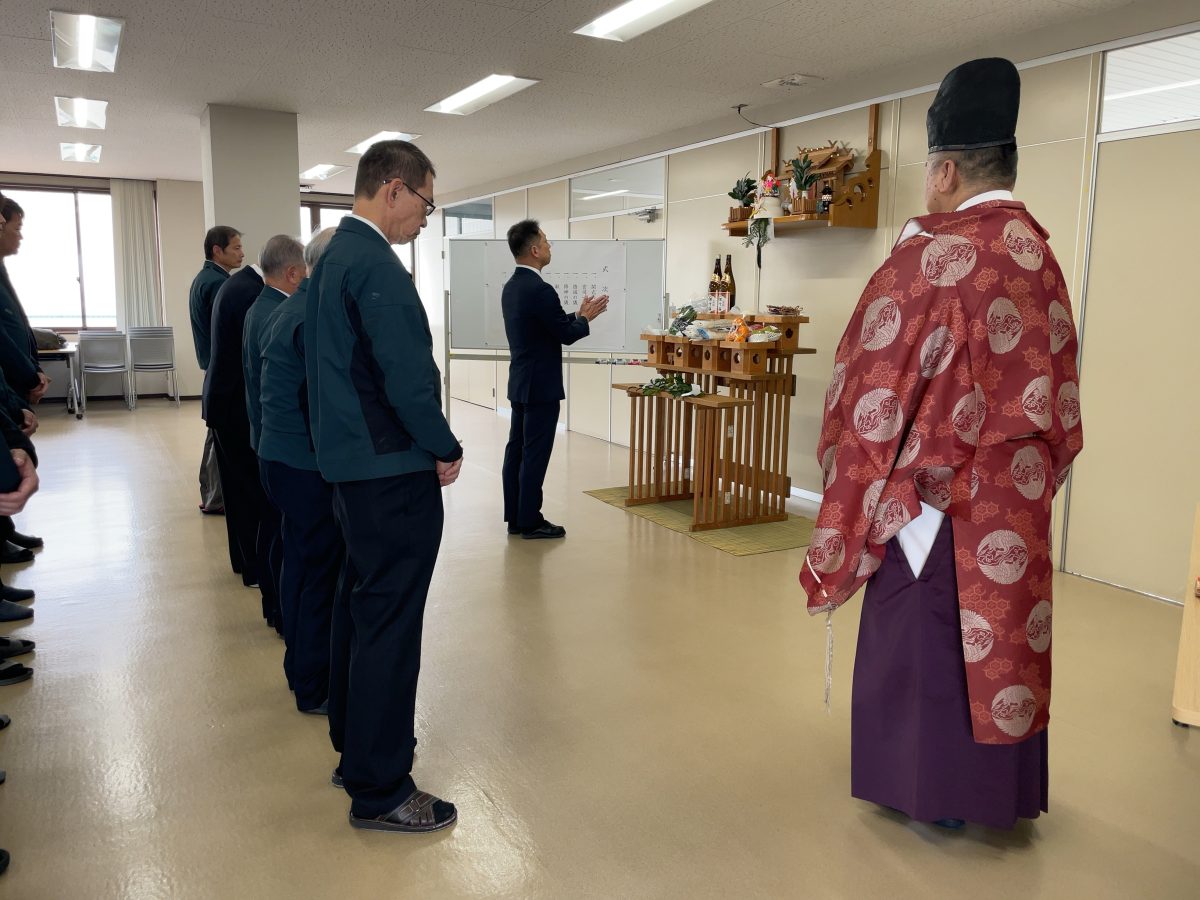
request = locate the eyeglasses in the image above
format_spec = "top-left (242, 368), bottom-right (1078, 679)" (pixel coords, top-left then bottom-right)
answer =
top-left (382, 178), bottom-right (436, 216)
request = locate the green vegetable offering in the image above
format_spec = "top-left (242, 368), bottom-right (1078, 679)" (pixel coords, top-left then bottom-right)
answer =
top-left (642, 373), bottom-right (700, 398)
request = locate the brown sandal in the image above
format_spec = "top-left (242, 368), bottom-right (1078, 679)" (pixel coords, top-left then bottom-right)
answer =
top-left (348, 789), bottom-right (457, 833)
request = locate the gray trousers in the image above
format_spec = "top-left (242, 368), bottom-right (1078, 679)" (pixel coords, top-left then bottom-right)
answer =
top-left (200, 426), bottom-right (224, 510)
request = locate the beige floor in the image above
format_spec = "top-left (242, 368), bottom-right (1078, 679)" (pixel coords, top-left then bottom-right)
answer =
top-left (0, 399), bottom-right (1197, 899)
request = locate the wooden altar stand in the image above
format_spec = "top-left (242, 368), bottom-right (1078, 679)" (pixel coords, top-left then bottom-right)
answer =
top-left (1171, 503), bottom-right (1200, 727)
top-left (614, 315), bottom-right (813, 532)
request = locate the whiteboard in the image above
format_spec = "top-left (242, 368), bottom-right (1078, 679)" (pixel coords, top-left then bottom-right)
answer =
top-left (448, 239), bottom-right (665, 353)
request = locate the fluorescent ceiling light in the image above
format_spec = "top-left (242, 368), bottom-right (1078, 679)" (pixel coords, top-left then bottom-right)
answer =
top-left (581, 189), bottom-right (629, 201)
top-left (345, 131), bottom-right (421, 154)
top-left (575, 0), bottom-right (716, 42)
top-left (300, 163), bottom-right (348, 181)
top-left (425, 74), bottom-right (539, 116)
top-left (50, 11), bottom-right (124, 73)
top-left (54, 96), bottom-right (108, 129)
top-left (1105, 77), bottom-right (1200, 101)
top-left (60, 142), bottom-right (102, 163)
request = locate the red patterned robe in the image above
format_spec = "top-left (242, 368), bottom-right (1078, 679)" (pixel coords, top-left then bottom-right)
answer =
top-left (798, 200), bottom-right (1083, 745)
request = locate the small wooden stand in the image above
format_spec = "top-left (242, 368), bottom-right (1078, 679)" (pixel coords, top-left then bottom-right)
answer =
top-left (614, 317), bottom-right (812, 532)
top-left (1171, 504), bottom-right (1200, 727)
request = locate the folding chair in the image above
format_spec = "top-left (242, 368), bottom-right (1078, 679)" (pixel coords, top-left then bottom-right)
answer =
top-left (77, 331), bottom-right (132, 413)
top-left (129, 326), bottom-right (180, 409)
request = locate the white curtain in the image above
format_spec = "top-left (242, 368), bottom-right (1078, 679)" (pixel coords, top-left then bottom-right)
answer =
top-left (111, 179), bottom-right (162, 328)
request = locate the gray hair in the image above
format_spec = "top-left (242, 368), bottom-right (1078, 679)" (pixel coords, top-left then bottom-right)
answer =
top-left (304, 227), bottom-right (336, 270)
top-left (931, 145), bottom-right (1018, 191)
top-left (259, 234), bottom-right (305, 277)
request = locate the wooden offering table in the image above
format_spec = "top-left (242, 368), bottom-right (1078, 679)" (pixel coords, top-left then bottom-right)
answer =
top-left (614, 314), bottom-right (813, 532)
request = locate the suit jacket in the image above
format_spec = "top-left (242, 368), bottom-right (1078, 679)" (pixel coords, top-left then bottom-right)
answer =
top-left (304, 217), bottom-right (460, 483)
top-left (202, 266), bottom-right (263, 427)
top-left (188, 260), bottom-right (230, 370)
top-left (501, 267), bottom-right (589, 403)
top-left (0, 263), bottom-right (41, 394)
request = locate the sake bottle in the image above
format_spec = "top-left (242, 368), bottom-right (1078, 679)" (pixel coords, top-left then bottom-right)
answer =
top-left (722, 255), bottom-right (736, 308)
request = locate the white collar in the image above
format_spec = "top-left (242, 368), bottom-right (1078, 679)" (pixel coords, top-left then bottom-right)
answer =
top-left (348, 213), bottom-right (390, 245)
top-left (896, 189), bottom-right (1015, 247)
top-left (957, 189), bottom-right (1013, 210)
top-left (516, 264), bottom-right (543, 280)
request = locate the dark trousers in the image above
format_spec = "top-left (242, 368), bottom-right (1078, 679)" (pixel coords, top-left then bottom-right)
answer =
top-left (328, 471), bottom-right (444, 818)
top-left (502, 400), bottom-right (560, 530)
top-left (261, 459), bottom-right (342, 709)
top-left (256, 458), bottom-right (283, 634)
top-left (211, 419), bottom-right (257, 585)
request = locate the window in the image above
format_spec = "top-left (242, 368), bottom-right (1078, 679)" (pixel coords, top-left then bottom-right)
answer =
top-left (1102, 31), bottom-right (1200, 133)
top-left (2, 186), bottom-right (116, 329)
top-left (445, 200), bottom-right (493, 237)
top-left (570, 159), bottom-right (665, 219)
top-left (299, 199), bottom-right (351, 243)
top-left (298, 198), bottom-right (414, 273)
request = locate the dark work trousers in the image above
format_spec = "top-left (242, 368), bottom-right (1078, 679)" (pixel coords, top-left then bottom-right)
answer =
top-left (256, 458), bottom-right (283, 635)
top-left (261, 458), bottom-right (342, 710)
top-left (501, 400), bottom-right (560, 530)
top-left (211, 419), bottom-right (259, 588)
top-left (328, 471), bottom-right (444, 818)
top-left (0, 515), bottom-right (13, 588)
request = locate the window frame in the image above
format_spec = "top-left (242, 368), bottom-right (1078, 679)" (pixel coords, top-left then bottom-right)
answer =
top-left (0, 182), bottom-right (117, 331)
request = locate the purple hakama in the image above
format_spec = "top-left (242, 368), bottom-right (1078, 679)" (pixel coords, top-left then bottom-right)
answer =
top-left (850, 517), bottom-right (1048, 830)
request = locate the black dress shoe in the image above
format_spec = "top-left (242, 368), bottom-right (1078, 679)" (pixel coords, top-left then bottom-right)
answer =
top-left (0, 713), bottom-right (10, 730)
top-left (9, 532), bottom-right (42, 550)
top-left (0, 847), bottom-right (9, 875)
top-left (521, 520), bottom-right (566, 540)
top-left (0, 601), bottom-right (31, 622)
top-left (331, 768), bottom-right (343, 788)
top-left (0, 586), bottom-right (34, 603)
top-left (349, 789), bottom-right (457, 833)
top-left (0, 637), bottom-right (35, 659)
top-left (506, 524), bottom-right (521, 535)
top-left (299, 700), bottom-right (328, 716)
top-left (0, 662), bottom-right (32, 686)
top-left (0, 543), bottom-right (33, 565)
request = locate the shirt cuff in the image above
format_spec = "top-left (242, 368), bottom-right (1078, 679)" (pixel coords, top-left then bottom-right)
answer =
top-left (437, 442), bottom-right (463, 464)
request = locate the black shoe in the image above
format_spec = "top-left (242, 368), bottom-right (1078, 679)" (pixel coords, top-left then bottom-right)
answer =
top-left (0, 543), bottom-right (33, 565)
top-left (299, 700), bottom-right (328, 716)
top-left (0, 637), bottom-right (35, 659)
top-left (331, 768), bottom-right (343, 788)
top-left (0, 847), bottom-right (8, 875)
top-left (521, 520), bottom-right (566, 540)
top-left (506, 524), bottom-right (521, 535)
top-left (0, 586), bottom-right (34, 603)
top-left (0, 601), bottom-right (31, 622)
top-left (348, 789), bottom-right (457, 833)
top-left (0, 713), bottom-right (10, 730)
top-left (9, 532), bottom-right (42, 550)
top-left (0, 662), bottom-right (32, 686)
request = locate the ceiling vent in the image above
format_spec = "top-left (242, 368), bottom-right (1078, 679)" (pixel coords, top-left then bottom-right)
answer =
top-left (761, 73), bottom-right (823, 89)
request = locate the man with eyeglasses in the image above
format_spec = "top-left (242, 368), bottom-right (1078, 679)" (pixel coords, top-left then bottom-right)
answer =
top-left (305, 140), bottom-right (462, 833)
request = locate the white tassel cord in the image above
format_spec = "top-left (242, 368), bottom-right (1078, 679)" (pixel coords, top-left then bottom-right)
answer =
top-left (824, 610), bottom-right (834, 715)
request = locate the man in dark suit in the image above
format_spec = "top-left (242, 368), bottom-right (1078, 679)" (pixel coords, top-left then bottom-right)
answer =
top-left (202, 258), bottom-right (281, 630)
top-left (501, 219), bottom-right (608, 540)
top-left (306, 140), bottom-right (462, 833)
top-left (188, 225), bottom-right (243, 516)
